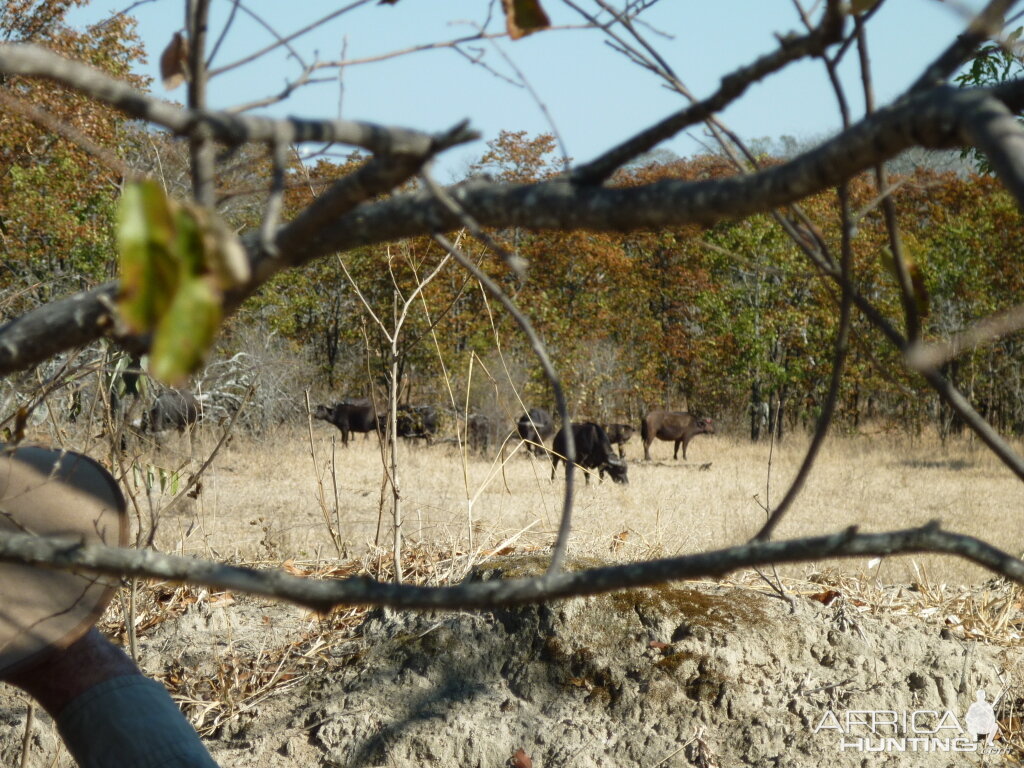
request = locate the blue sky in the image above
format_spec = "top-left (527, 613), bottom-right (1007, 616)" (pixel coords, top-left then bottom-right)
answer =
top-left (69, 1), bottom-right (987, 178)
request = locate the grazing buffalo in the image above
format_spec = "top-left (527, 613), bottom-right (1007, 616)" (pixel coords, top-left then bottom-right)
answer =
top-left (551, 422), bottom-right (628, 485)
top-left (314, 398), bottom-right (379, 445)
top-left (602, 423), bottom-right (636, 458)
top-left (393, 404), bottom-right (438, 441)
top-left (467, 413), bottom-right (495, 452)
top-left (641, 410), bottom-right (714, 461)
top-left (516, 408), bottom-right (554, 455)
top-left (142, 389), bottom-right (201, 433)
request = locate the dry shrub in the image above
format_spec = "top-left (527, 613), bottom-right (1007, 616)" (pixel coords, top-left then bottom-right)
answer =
top-left (201, 323), bottom-right (313, 435)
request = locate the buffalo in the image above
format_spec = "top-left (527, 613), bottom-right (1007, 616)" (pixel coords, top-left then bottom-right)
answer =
top-left (393, 404), bottom-right (438, 441)
top-left (551, 422), bottom-right (628, 485)
top-left (142, 389), bottom-right (201, 433)
top-left (313, 398), bottom-right (379, 446)
top-left (467, 413), bottom-right (495, 452)
top-left (602, 423), bottom-right (636, 458)
top-left (641, 410), bottom-right (714, 461)
top-left (516, 408), bottom-right (554, 455)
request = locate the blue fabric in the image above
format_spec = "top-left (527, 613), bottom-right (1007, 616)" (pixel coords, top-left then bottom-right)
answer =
top-left (56, 675), bottom-right (218, 768)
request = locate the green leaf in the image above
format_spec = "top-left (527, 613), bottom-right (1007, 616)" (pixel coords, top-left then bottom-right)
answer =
top-left (149, 276), bottom-right (222, 386)
top-left (117, 180), bottom-right (179, 333)
top-left (116, 181), bottom-right (249, 386)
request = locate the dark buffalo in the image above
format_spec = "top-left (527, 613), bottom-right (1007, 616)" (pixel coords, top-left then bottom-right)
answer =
top-left (142, 389), bottom-right (201, 433)
top-left (393, 404), bottom-right (438, 441)
top-left (551, 422), bottom-right (628, 484)
top-left (516, 408), bottom-right (554, 455)
top-left (314, 398), bottom-right (378, 446)
top-left (602, 423), bottom-right (636, 458)
top-left (641, 410), bottom-right (714, 461)
top-left (467, 413), bottom-right (495, 452)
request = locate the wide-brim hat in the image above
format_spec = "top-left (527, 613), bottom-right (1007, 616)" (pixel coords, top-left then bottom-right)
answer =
top-left (0, 446), bottom-right (126, 674)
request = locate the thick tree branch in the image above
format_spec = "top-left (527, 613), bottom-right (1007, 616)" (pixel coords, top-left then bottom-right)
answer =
top-left (266, 122), bottom-right (474, 276)
top-left (0, 284), bottom-right (120, 374)
top-left (906, 303), bottom-right (1024, 371)
top-left (0, 43), bottom-right (475, 157)
top-left (310, 83), bottom-right (1024, 247)
top-left (187, 0), bottom-right (216, 208)
top-left (0, 523), bottom-right (1020, 612)
top-left (959, 92), bottom-right (1024, 204)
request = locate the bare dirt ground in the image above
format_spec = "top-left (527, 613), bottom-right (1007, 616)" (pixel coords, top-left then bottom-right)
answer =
top-left (3, 423), bottom-right (1024, 766)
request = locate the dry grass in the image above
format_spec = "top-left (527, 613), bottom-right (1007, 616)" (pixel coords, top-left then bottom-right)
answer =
top-left (111, 422), bottom-right (1024, 587)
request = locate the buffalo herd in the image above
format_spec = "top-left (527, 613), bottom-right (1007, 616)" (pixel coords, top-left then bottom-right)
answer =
top-left (310, 397), bottom-right (713, 488)
top-left (137, 387), bottom-right (711, 487)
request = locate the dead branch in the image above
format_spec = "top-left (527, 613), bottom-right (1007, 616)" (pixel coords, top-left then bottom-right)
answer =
top-left (0, 43), bottom-right (473, 157)
top-left (0, 523), bottom-right (1020, 612)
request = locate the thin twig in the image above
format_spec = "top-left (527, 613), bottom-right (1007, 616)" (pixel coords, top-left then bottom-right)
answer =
top-left (0, 90), bottom-right (131, 179)
top-left (570, 0), bottom-right (844, 183)
top-left (419, 169), bottom-right (576, 575)
top-left (187, 0), bottom-right (216, 208)
top-left (856, 16), bottom-right (921, 342)
top-left (18, 699), bottom-right (33, 768)
top-left (207, 1), bottom-right (372, 78)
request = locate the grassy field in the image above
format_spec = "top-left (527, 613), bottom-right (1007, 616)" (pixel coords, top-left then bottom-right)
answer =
top-left (96, 420), bottom-right (1024, 588)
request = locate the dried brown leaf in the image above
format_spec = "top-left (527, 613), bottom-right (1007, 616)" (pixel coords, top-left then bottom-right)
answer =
top-left (160, 32), bottom-right (190, 90)
top-left (501, 0), bottom-right (550, 40)
top-left (809, 589), bottom-right (842, 606)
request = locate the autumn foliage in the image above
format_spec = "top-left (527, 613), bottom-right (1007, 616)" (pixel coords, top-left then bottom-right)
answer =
top-left (0, 1), bottom-right (144, 311)
top-left (227, 131), bottom-right (1024, 440)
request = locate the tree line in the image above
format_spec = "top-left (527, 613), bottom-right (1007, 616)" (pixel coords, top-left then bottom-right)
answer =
top-left (3, 15), bottom-right (1023, 441)
top-left (238, 132), bottom-right (1024, 442)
